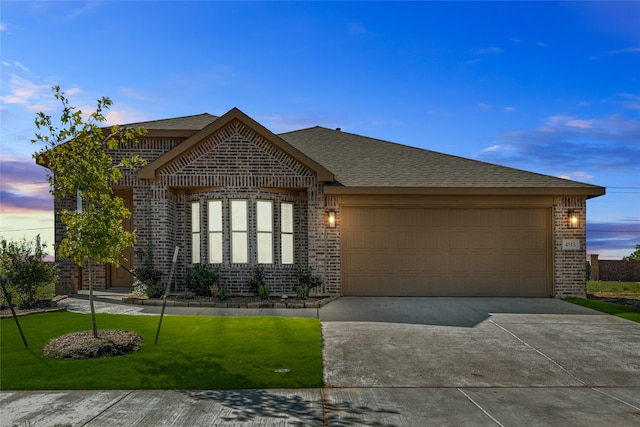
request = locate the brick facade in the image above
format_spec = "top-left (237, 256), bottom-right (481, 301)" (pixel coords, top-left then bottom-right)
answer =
top-left (54, 119), bottom-right (341, 296)
top-left (553, 196), bottom-right (588, 297)
top-left (51, 111), bottom-right (596, 299)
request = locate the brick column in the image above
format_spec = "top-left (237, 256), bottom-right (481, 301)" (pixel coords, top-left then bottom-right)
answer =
top-left (553, 197), bottom-right (587, 297)
top-left (588, 254), bottom-right (599, 281)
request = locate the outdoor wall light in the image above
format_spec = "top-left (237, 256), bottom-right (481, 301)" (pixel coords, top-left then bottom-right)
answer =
top-left (327, 210), bottom-right (336, 228)
top-left (567, 209), bottom-right (579, 229)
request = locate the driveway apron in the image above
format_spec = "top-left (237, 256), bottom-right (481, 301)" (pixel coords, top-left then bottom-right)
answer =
top-left (320, 297), bottom-right (640, 388)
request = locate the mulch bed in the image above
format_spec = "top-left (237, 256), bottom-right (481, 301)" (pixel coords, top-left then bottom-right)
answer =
top-left (43, 329), bottom-right (143, 359)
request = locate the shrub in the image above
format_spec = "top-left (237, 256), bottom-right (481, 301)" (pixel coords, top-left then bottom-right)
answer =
top-left (131, 244), bottom-right (164, 298)
top-left (0, 236), bottom-right (58, 308)
top-left (248, 265), bottom-right (270, 299)
top-left (295, 266), bottom-right (324, 300)
top-left (218, 286), bottom-right (228, 301)
top-left (184, 263), bottom-right (219, 297)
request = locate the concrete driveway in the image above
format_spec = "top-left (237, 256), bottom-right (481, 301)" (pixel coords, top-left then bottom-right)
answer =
top-left (3, 296), bottom-right (640, 426)
top-left (320, 297), bottom-right (640, 425)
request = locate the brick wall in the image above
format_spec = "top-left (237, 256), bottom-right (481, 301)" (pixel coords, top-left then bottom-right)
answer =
top-left (588, 254), bottom-right (640, 281)
top-left (553, 196), bottom-right (588, 297)
top-left (54, 119), bottom-right (342, 296)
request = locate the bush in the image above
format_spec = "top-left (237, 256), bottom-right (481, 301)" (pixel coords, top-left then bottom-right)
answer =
top-left (0, 236), bottom-right (58, 308)
top-left (248, 265), bottom-right (270, 299)
top-left (184, 263), bottom-right (219, 297)
top-left (131, 244), bottom-right (164, 298)
top-left (295, 266), bottom-right (324, 300)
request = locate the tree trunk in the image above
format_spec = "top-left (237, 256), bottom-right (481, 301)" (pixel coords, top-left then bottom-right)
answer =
top-left (88, 257), bottom-right (98, 338)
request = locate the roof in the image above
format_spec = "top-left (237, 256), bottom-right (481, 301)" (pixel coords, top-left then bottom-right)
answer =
top-left (126, 113), bottom-right (219, 130)
top-left (279, 126), bottom-right (605, 197)
top-left (137, 108), bottom-right (334, 182)
top-left (119, 110), bottom-right (604, 198)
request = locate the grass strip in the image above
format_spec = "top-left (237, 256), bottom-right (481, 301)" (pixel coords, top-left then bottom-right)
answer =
top-left (564, 298), bottom-right (640, 324)
top-left (1, 311), bottom-right (323, 390)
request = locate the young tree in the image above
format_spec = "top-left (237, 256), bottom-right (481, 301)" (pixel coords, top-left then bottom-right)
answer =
top-left (33, 86), bottom-right (146, 338)
top-left (623, 244), bottom-right (640, 261)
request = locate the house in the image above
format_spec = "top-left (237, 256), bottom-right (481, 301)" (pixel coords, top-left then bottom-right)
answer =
top-left (49, 108), bottom-right (605, 298)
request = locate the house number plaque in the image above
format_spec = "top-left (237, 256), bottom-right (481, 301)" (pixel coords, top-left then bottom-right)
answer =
top-left (562, 239), bottom-right (581, 250)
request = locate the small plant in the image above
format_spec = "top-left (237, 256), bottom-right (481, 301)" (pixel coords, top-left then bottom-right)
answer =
top-left (131, 244), bottom-right (164, 298)
top-left (249, 265), bottom-right (271, 299)
top-left (210, 284), bottom-right (219, 298)
top-left (295, 266), bottom-right (324, 300)
top-left (177, 291), bottom-right (195, 300)
top-left (218, 286), bottom-right (228, 301)
top-left (0, 236), bottom-right (58, 308)
top-left (185, 263), bottom-right (219, 297)
top-left (258, 283), bottom-right (271, 300)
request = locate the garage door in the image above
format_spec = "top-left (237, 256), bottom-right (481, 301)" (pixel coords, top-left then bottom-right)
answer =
top-left (342, 207), bottom-right (552, 297)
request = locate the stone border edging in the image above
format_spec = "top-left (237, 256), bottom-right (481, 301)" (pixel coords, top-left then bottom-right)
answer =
top-left (121, 295), bottom-right (340, 309)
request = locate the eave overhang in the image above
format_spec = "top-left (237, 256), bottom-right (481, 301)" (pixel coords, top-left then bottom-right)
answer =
top-left (323, 185), bottom-right (606, 198)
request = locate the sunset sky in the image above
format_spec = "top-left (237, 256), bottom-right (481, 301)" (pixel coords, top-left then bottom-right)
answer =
top-left (1, 1), bottom-right (638, 259)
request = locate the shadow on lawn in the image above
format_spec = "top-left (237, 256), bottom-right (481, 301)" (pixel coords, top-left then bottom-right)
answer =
top-left (182, 389), bottom-right (400, 427)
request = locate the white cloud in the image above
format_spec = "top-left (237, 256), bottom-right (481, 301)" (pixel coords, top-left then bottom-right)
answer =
top-left (503, 106), bottom-right (516, 112)
top-left (0, 74), bottom-right (54, 111)
top-left (0, 22), bottom-right (7, 32)
top-left (566, 119), bottom-right (593, 129)
top-left (104, 109), bottom-right (149, 126)
top-left (558, 171), bottom-right (594, 181)
top-left (472, 46), bottom-right (502, 55)
top-left (348, 22), bottom-right (367, 34)
top-left (608, 47), bottom-right (640, 55)
top-left (476, 102), bottom-right (491, 111)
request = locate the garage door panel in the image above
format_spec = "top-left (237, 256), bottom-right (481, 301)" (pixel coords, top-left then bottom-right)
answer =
top-left (342, 206), bottom-right (551, 297)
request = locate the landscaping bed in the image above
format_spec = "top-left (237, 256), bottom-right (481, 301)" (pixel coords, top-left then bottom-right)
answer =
top-left (121, 294), bottom-right (339, 309)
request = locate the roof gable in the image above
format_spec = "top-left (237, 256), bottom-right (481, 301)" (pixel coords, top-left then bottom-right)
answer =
top-left (138, 108), bottom-right (334, 182)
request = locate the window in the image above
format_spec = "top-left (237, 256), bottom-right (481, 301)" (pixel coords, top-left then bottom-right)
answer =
top-left (281, 202), bottom-right (294, 264)
top-left (191, 201), bottom-right (201, 263)
top-left (208, 200), bottom-right (222, 263)
top-left (231, 200), bottom-right (248, 263)
top-left (256, 200), bottom-right (273, 264)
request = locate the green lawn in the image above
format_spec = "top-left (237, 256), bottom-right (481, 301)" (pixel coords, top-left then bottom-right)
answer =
top-left (1, 312), bottom-right (323, 390)
top-left (564, 298), bottom-right (640, 324)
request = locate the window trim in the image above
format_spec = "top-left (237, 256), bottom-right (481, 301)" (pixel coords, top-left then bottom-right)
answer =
top-left (191, 201), bottom-right (201, 264)
top-left (230, 199), bottom-right (248, 264)
top-left (207, 200), bottom-right (223, 264)
top-left (256, 200), bottom-right (273, 264)
top-left (281, 202), bottom-right (294, 264)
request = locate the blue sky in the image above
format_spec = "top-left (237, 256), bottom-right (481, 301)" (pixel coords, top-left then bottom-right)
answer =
top-left (1, 1), bottom-right (639, 259)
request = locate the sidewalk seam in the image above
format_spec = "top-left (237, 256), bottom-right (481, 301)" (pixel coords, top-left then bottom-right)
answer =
top-left (457, 388), bottom-right (505, 427)
top-left (591, 387), bottom-right (640, 411)
top-left (489, 319), bottom-right (588, 386)
top-left (80, 390), bottom-right (134, 426)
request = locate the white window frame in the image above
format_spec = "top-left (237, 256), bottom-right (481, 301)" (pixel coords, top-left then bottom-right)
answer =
top-left (208, 200), bottom-right (223, 264)
top-left (191, 201), bottom-right (201, 264)
top-left (281, 202), bottom-right (294, 264)
top-left (230, 199), bottom-right (248, 263)
top-left (256, 200), bottom-right (273, 264)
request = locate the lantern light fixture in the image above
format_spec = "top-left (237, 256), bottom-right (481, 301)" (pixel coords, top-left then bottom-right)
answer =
top-left (327, 210), bottom-right (336, 228)
top-left (567, 209), bottom-right (579, 229)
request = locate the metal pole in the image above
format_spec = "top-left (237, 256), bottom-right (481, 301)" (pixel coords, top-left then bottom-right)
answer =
top-left (1, 276), bottom-right (28, 347)
top-left (155, 246), bottom-right (179, 345)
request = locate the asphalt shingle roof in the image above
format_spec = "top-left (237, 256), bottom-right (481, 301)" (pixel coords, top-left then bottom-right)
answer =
top-left (279, 126), bottom-right (602, 190)
top-left (126, 113), bottom-right (219, 130)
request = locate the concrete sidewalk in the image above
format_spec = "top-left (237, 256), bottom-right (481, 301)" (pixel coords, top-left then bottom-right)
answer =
top-left (3, 387), bottom-right (640, 426)
top-left (2, 294), bottom-right (640, 426)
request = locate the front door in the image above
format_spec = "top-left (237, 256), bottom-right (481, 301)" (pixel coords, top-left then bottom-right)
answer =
top-left (108, 189), bottom-right (134, 287)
